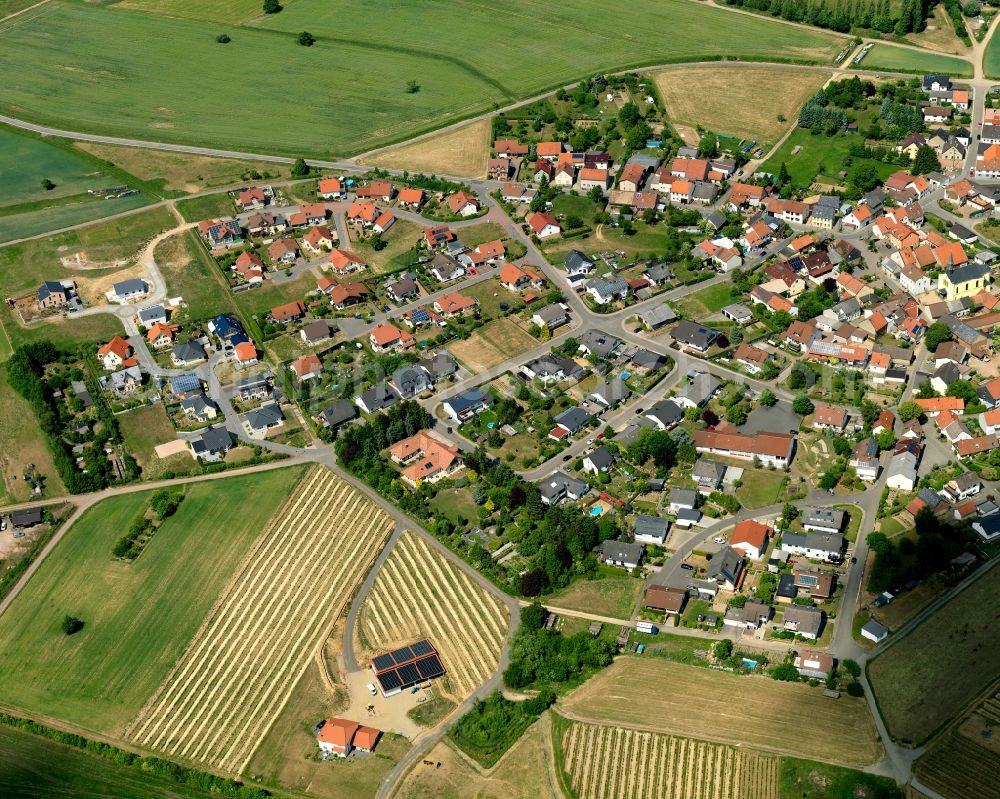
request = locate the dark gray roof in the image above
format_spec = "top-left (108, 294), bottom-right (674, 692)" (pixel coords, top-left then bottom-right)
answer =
top-left (564, 249), bottom-right (595, 271)
top-left (669, 487), bottom-right (697, 507)
top-left (358, 383), bottom-right (398, 411)
top-left (943, 262), bottom-right (988, 283)
top-left (590, 377), bottom-right (630, 406)
top-left (301, 319), bottom-right (334, 342)
top-left (320, 399), bottom-right (357, 427)
top-left (579, 329), bottom-right (622, 358)
top-left (782, 531), bottom-right (845, 555)
top-left (10, 507), bottom-right (43, 526)
top-left (802, 507), bottom-right (845, 530)
top-left (244, 403), bottom-right (283, 430)
top-left (646, 399), bottom-right (683, 428)
top-left (586, 445), bottom-right (616, 470)
top-left (692, 458), bottom-right (725, 484)
top-left (444, 387), bottom-right (490, 415)
top-left (37, 280), bottom-right (68, 300)
top-left (193, 426), bottom-right (235, 455)
top-left (671, 320), bottom-right (720, 350)
top-left (784, 604), bottom-right (824, 635)
top-left (112, 278), bottom-right (147, 296)
top-left (631, 348), bottom-right (664, 370)
top-left (634, 514), bottom-right (669, 538)
top-left (173, 342), bottom-right (206, 362)
top-left (599, 539), bottom-right (646, 563)
top-left (708, 546), bottom-right (744, 584)
top-left (555, 406), bottom-right (592, 432)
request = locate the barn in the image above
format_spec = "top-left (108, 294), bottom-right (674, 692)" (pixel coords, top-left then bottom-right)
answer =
top-left (370, 639), bottom-right (444, 697)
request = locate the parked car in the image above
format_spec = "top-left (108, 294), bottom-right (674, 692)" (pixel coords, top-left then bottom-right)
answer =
top-left (680, 563), bottom-right (694, 571)
top-left (367, 683), bottom-right (378, 696)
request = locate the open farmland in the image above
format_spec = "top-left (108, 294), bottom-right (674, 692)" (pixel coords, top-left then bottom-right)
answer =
top-left (362, 119), bottom-right (491, 178)
top-left (128, 466), bottom-right (394, 773)
top-left (868, 563), bottom-right (1000, 745)
top-left (858, 44), bottom-right (972, 77)
top-left (916, 730), bottom-right (1000, 799)
top-left (558, 717), bottom-right (779, 799)
top-left (560, 658), bottom-right (881, 766)
top-left (0, 467), bottom-right (305, 734)
top-left (358, 530), bottom-right (509, 699)
top-left (0, 0), bottom-right (841, 157)
top-left (655, 65), bottom-right (828, 145)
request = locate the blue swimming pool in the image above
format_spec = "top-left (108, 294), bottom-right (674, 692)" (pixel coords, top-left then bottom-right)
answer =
top-left (620, 371), bottom-right (631, 379)
top-left (591, 507), bottom-right (603, 516)
top-left (742, 658), bottom-right (758, 670)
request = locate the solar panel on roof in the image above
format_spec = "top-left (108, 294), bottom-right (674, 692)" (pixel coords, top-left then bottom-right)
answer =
top-left (377, 671), bottom-right (401, 691)
top-left (372, 653), bottom-right (395, 672)
top-left (416, 655), bottom-right (444, 680)
top-left (398, 663), bottom-right (420, 685)
top-left (410, 640), bottom-right (433, 656)
top-left (391, 645), bottom-right (414, 664)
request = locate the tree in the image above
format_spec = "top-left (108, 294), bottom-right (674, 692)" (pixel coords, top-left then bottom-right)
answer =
top-left (405, 80), bottom-right (420, 94)
top-left (792, 394), bottom-right (814, 416)
top-left (898, 401), bottom-right (922, 422)
top-left (788, 367), bottom-right (808, 391)
top-left (618, 102), bottom-right (641, 129)
top-left (297, 30), bottom-right (315, 46)
top-left (859, 399), bottom-right (879, 429)
top-left (61, 615), bottom-right (84, 636)
top-left (588, 185), bottom-right (605, 204)
top-left (759, 389), bottom-right (777, 407)
top-left (262, 0), bottom-right (281, 12)
top-left (842, 658), bottom-right (861, 678)
top-left (849, 161), bottom-right (880, 193)
top-left (832, 437), bottom-right (853, 457)
top-left (947, 379), bottom-right (977, 402)
top-left (924, 321), bottom-right (952, 352)
top-left (726, 405), bottom-right (748, 426)
top-left (40, 178), bottom-right (55, 190)
top-left (911, 144), bottom-right (940, 175)
top-left (777, 161), bottom-right (791, 186)
top-left (713, 639), bottom-right (733, 660)
top-left (697, 133), bottom-right (718, 157)
top-left (290, 157), bottom-right (310, 177)
top-left (876, 429), bottom-right (897, 450)
top-left (701, 409), bottom-right (719, 427)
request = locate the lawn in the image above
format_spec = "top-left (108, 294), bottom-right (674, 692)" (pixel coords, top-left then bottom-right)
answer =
top-left (735, 468), bottom-right (788, 509)
top-left (0, 304), bottom-right (126, 352)
top-left (0, 0), bottom-right (841, 157)
top-left (447, 317), bottom-right (538, 371)
top-left (456, 222), bottom-right (510, 249)
top-left (175, 192), bottom-right (235, 223)
top-left (430, 487), bottom-right (478, 526)
top-left (232, 272), bottom-right (316, 318)
top-left (550, 193), bottom-right (600, 221)
top-left (860, 44), bottom-right (972, 77)
top-left (0, 724), bottom-right (232, 799)
top-left (542, 220), bottom-right (687, 264)
top-left (117, 404), bottom-right (194, 481)
top-left (76, 141), bottom-right (290, 193)
top-left (672, 281), bottom-right (738, 319)
top-left (154, 230), bottom-right (236, 322)
top-left (0, 466), bottom-right (306, 736)
top-left (656, 65), bottom-right (828, 145)
top-left (351, 218), bottom-right (422, 274)
top-left (547, 566), bottom-right (643, 619)
top-left (0, 364), bottom-right (65, 504)
top-left (778, 757), bottom-right (904, 799)
top-left (867, 562), bottom-right (1000, 745)
top-left (761, 127), bottom-right (900, 188)
top-left (0, 205), bottom-right (176, 297)
top-left (561, 658), bottom-right (882, 766)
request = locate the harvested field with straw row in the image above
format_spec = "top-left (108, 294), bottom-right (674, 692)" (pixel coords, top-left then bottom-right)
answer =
top-left (127, 466), bottom-right (393, 772)
top-left (560, 719), bottom-right (779, 799)
top-left (358, 530), bottom-right (508, 699)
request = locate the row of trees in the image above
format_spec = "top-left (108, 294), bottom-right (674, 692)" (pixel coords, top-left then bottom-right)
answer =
top-left (724, 0), bottom-right (927, 34)
top-left (797, 91), bottom-right (849, 136)
top-left (867, 508), bottom-right (974, 593)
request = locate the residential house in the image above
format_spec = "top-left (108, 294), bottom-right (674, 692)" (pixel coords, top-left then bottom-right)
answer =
top-left (692, 430), bottom-right (796, 467)
top-left (692, 459), bottom-right (726, 494)
top-left (781, 531), bottom-right (844, 562)
top-left (300, 319), bottom-right (334, 345)
top-left (532, 303), bottom-right (570, 330)
top-left (389, 431), bottom-right (462, 485)
top-left (782, 605), bottom-right (825, 639)
top-left (582, 444), bottom-right (616, 475)
top-left (886, 451), bottom-right (919, 490)
top-left (670, 320), bottom-right (720, 352)
top-left (190, 426), bottom-right (236, 462)
top-left (708, 546), bottom-right (745, 590)
top-left (729, 519), bottom-right (771, 560)
top-left (538, 470), bottom-right (591, 505)
top-left (97, 336), bottom-right (134, 370)
top-left (589, 377), bottom-right (631, 409)
top-left (585, 275), bottom-right (630, 305)
top-left (802, 507), bottom-right (845, 534)
top-left (243, 402), bottom-right (284, 438)
top-left (812, 403), bottom-right (849, 432)
top-left (442, 388), bottom-right (491, 422)
top-left (598, 540), bottom-right (645, 570)
top-left (329, 282), bottom-right (370, 309)
top-left (633, 515), bottom-right (669, 546)
top-left (526, 211), bottom-right (562, 239)
top-left (356, 383), bottom-right (399, 414)
top-left (644, 399), bottom-right (684, 430)
top-left (668, 488), bottom-right (697, 514)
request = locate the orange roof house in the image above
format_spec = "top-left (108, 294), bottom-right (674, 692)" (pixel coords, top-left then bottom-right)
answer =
top-left (389, 431), bottom-right (462, 484)
top-left (234, 341), bottom-right (257, 364)
top-left (291, 353), bottom-right (323, 381)
top-left (433, 292), bottom-right (477, 316)
top-left (347, 200), bottom-right (379, 224)
top-left (317, 718), bottom-right (360, 756)
top-left (234, 251), bottom-right (265, 275)
top-left (303, 225), bottom-right (335, 251)
top-left (526, 211), bottom-right (561, 238)
top-left (729, 520), bottom-right (772, 559)
top-left (352, 726), bottom-right (381, 752)
top-left (329, 281), bottom-right (370, 308)
top-left (317, 177), bottom-right (342, 197)
top-left (914, 397), bottom-right (965, 416)
top-left (369, 322), bottom-right (414, 351)
top-left (446, 191), bottom-right (479, 215)
top-left (329, 248), bottom-right (366, 274)
top-left (146, 322), bottom-right (179, 346)
top-left (271, 300), bottom-right (306, 322)
top-left (536, 141), bottom-right (564, 158)
top-left (97, 335), bottom-right (135, 369)
top-left (397, 187), bottom-right (425, 207)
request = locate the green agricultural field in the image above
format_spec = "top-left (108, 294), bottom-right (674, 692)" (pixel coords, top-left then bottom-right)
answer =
top-left (547, 566), bottom-right (643, 619)
top-left (761, 128), bottom-right (899, 187)
top-left (0, 125), bottom-right (115, 208)
top-left (0, 0), bottom-right (842, 158)
top-left (858, 44), bottom-right (972, 77)
top-left (0, 194), bottom-right (151, 245)
top-left (0, 466), bottom-right (305, 736)
top-left (985, 34), bottom-right (1000, 79)
top-left (231, 271), bottom-right (315, 318)
top-left (778, 756), bottom-right (904, 799)
top-left (868, 562), bottom-right (1000, 745)
top-left (0, 724), bottom-right (229, 799)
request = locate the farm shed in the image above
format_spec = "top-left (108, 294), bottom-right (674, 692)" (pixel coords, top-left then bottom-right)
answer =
top-left (371, 639), bottom-right (445, 697)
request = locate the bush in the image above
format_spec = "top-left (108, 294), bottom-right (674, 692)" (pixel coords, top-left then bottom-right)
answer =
top-left (262, 0), bottom-right (281, 12)
top-left (61, 615), bottom-right (84, 636)
top-left (216, 33), bottom-right (231, 43)
top-left (842, 658), bottom-right (861, 678)
top-left (297, 30), bottom-right (315, 46)
top-left (846, 680), bottom-right (864, 697)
